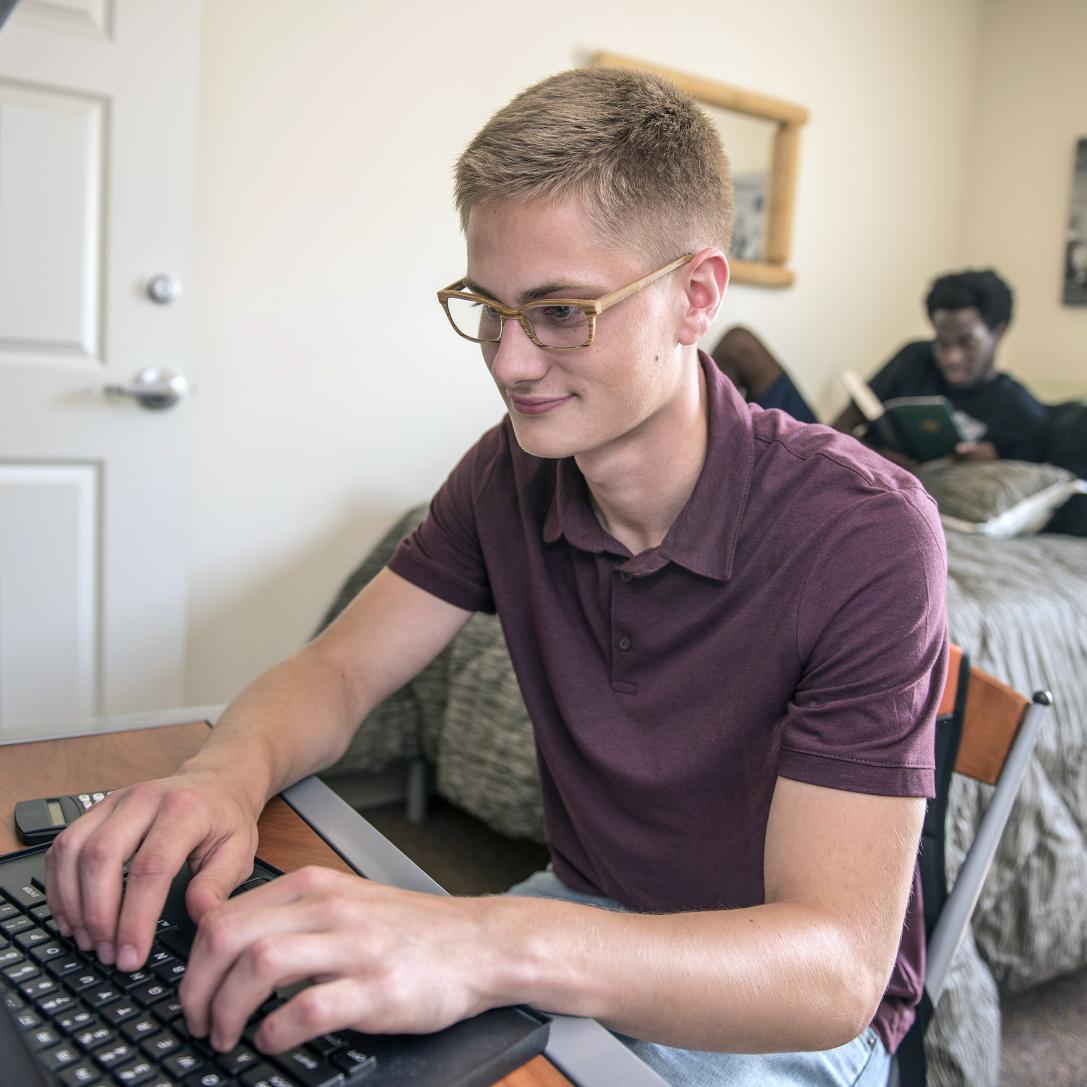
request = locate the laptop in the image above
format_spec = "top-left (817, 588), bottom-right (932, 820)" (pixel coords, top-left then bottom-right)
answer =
top-left (0, 842), bottom-right (549, 1087)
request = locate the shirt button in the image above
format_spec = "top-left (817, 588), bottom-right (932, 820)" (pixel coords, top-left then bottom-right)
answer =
top-left (617, 634), bottom-right (632, 651)
top-left (618, 571), bottom-right (633, 582)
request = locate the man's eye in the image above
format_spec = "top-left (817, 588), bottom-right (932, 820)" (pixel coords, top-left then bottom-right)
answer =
top-left (538, 305), bottom-right (579, 324)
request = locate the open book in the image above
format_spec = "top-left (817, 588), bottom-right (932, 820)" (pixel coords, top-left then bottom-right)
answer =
top-left (841, 372), bottom-right (964, 462)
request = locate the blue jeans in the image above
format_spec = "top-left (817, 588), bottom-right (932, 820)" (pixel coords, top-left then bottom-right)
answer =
top-left (505, 868), bottom-right (891, 1087)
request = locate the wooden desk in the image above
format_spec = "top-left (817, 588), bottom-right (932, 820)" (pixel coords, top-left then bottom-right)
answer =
top-left (0, 721), bottom-right (570, 1087)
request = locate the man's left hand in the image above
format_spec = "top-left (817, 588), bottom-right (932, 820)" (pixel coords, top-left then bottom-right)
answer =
top-left (178, 866), bottom-right (502, 1054)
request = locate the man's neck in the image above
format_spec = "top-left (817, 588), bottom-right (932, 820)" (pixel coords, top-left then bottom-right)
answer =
top-left (576, 357), bottom-right (708, 556)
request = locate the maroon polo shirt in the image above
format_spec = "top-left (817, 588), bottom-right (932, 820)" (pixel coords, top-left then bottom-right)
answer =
top-left (388, 351), bottom-right (947, 1053)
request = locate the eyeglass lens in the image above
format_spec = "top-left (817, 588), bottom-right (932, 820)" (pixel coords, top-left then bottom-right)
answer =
top-left (445, 297), bottom-right (590, 348)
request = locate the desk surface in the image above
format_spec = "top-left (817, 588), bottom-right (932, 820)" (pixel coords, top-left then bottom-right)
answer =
top-left (0, 721), bottom-right (570, 1087)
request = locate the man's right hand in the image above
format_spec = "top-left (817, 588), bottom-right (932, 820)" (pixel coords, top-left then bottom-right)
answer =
top-left (44, 769), bottom-right (260, 973)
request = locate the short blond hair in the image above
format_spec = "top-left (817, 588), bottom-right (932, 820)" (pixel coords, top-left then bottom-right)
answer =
top-left (455, 67), bottom-right (732, 261)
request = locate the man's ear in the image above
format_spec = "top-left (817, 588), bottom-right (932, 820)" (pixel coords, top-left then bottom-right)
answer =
top-left (990, 321), bottom-right (1008, 343)
top-left (677, 250), bottom-right (729, 346)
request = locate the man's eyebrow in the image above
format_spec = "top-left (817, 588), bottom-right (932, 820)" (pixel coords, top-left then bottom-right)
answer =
top-left (461, 277), bottom-right (598, 305)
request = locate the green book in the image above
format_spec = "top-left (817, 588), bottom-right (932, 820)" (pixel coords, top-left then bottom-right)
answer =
top-left (879, 396), bottom-right (965, 461)
top-left (841, 372), bottom-right (964, 462)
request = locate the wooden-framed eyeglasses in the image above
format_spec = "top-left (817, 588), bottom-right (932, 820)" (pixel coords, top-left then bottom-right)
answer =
top-left (437, 253), bottom-right (694, 351)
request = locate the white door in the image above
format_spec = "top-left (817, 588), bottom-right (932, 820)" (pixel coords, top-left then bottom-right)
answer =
top-left (0, 0), bottom-right (200, 737)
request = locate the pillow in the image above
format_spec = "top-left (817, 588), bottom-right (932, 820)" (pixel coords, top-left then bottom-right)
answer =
top-left (912, 459), bottom-right (1087, 538)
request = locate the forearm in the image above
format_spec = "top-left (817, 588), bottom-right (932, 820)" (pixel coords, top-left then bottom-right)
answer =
top-left (180, 645), bottom-right (363, 815)
top-left (179, 571), bottom-right (471, 817)
top-left (484, 896), bottom-right (882, 1053)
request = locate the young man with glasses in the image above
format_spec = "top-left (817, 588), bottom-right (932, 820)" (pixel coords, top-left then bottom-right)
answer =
top-left (47, 68), bottom-right (946, 1087)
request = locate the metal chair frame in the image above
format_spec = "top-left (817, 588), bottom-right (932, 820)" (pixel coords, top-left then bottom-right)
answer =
top-left (889, 646), bottom-right (1052, 1086)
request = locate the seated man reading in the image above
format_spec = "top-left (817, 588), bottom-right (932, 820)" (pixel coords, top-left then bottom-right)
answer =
top-left (46, 68), bottom-right (947, 1087)
top-left (831, 268), bottom-right (1050, 465)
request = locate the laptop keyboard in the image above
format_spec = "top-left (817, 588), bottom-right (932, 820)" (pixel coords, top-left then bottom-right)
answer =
top-left (0, 852), bottom-right (377, 1087)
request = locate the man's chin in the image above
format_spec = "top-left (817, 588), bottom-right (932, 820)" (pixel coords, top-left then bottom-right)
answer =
top-left (942, 371), bottom-right (978, 389)
top-left (507, 419), bottom-right (577, 460)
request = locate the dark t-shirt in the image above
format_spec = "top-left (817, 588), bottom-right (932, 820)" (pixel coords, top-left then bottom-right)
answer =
top-left (388, 352), bottom-right (948, 1053)
top-left (868, 340), bottom-right (1049, 462)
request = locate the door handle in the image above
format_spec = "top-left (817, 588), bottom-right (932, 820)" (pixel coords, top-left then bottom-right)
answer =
top-left (103, 367), bottom-right (188, 410)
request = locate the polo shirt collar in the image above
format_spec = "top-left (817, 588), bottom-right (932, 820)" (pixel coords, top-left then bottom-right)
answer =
top-left (542, 350), bottom-right (753, 581)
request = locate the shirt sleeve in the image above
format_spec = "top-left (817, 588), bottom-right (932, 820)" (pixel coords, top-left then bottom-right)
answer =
top-left (867, 341), bottom-right (931, 403)
top-left (777, 486), bottom-right (948, 799)
top-left (386, 426), bottom-right (503, 614)
top-left (984, 378), bottom-right (1050, 462)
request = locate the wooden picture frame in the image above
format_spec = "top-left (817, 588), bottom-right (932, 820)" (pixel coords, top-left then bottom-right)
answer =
top-left (590, 51), bottom-right (808, 288)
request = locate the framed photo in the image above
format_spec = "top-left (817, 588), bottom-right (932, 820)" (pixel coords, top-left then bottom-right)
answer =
top-left (1062, 137), bottom-right (1087, 306)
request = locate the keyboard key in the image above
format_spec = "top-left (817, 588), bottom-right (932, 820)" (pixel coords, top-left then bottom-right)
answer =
top-left (140, 1029), bottom-right (181, 1060)
top-left (0, 946), bottom-right (23, 968)
top-left (15, 927), bottom-right (52, 951)
top-left (101, 998), bottom-right (141, 1025)
top-left (217, 1043), bottom-right (261, 1073)
top-left (0, 902), bottom-right (19, 923)
top-left (130, 978), bottom-right (171, 1005)
top-left (1, 914), bottom-right (34, 937)
top-left (240, 1066), bottom-right (301, 1087)
top-left (58, 1061), bottom-right (101, 1086)
top-left (121, 1014), bottom-right (161, 1043)
top-left (2, 880), bottom-right (47, 909)
top-left (115, 1056), bottom-right (158, 1085)
top-left (14, 1006), bottom-right (42, 1031)
top-left (47, 953), bottom-right (86, 979)
top-left (163, 1048), bottom-right (206, 1077)
top-left (66, 970), bottom-right (105, 994)
top-left (38, 991), bottom-right (77, 1016)
top-left (31, 940), bottom-right (68, 964)
top-left (30, 903), bottom-right (52, 922)
top-left (152, 958), bottom-right (187, 984)
top-left (41, 1040), bottom-right (82, 1070)
top-left (309, 1032), bottom-right (347, 1056)
top-left (275, 1046), bottom-right (344, 1087)
top-left (73, 1023), bottom-right (114, 1052)
top-left (4, 961), bottom-right (39, 984)
top-left (56, 1005), bottom-right (95, 1033)
top-left (20, 975), bottom-right (58, 1000)
top-left (157, 929), bottom-right (192, 957)
top-left (27, 1024), bottom-right (63, 1051)
top-left (85, 984), bottom-right (123, 1009)
top-left (183, 1070), bottom-right (232, 1086)
top-left (116, 969), bottom-right (155, 990)
top-left (154, 995), bottom-right (184, 1022)
top-left (330, 1045), bottom-right (377, 1080)
top-left (94, 1039), bottom-right (135, 1068)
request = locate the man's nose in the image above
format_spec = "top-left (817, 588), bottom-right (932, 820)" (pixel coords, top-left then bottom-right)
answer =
top-left (488, 317), bottom-right (550, 387)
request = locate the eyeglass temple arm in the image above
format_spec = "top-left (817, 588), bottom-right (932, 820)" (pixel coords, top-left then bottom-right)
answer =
top-left (590, 253), bottom-right (695, 315)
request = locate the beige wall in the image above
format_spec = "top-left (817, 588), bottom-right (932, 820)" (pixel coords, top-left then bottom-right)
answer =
top-left (962, 0), bottom-right (1087, 402)
top-left (187, 0), bottom-right (984, 703)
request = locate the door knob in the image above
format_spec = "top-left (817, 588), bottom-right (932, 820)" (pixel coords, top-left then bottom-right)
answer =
top-left (146, 274), bottom-right (182, 304)
top-left (103, 366), bottom-right (188, 410)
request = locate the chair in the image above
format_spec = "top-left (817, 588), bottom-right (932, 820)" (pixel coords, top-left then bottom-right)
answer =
top-left (890, 646), bottom-right (1053, 1086)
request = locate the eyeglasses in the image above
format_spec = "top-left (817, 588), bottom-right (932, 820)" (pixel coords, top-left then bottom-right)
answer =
top-left (437, 253), bottom-right (694, 351)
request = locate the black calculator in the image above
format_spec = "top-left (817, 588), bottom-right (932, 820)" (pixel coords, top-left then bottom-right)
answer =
top-left (14, 792), bottom-right (112, 846)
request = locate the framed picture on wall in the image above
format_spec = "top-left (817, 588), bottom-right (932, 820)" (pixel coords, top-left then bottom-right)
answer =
top-left (1063, 137), bottom-right (1087, 306)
